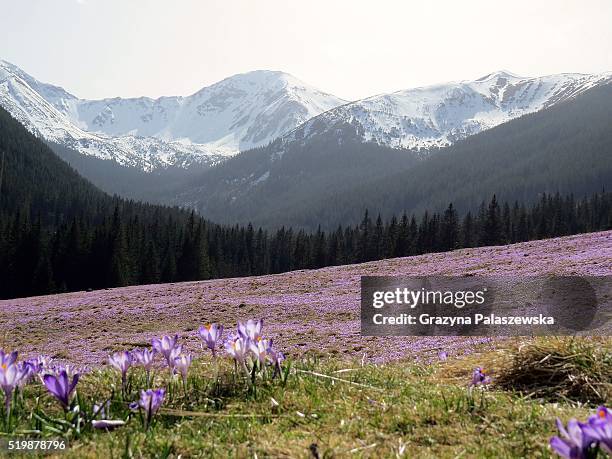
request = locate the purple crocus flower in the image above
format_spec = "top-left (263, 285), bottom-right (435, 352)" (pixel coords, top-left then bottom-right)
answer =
top-left (174, 354), bottom-right (192, 384)
top-left (0, 350), bottom-right (18, 368)
top-left (152, 335), bottom-right (182, 368)
top-left (267, 348), bottom-right (285, 377)
top-left (198, 323), bottom-right (223, 357)
top-left (238, 319), bottom-right (263, 341)
top-left (0, 361), bottom-right (29, 415)
top-left (130, 388), bottom-right (165, 430)
top-left (93, 400), bottom-right (111, 419)
top-left (133, 348), bottom-right (156, 385)
top-left (438, 351), bottom-right (448, 361)
top-left (550, 417), bottom-right (598, 459)
top-left (133, 348), bottom-right (155, 371)
top-left (470, 367), bottom-right (491, 386)
top-left (581, 406), bottom-right (612, 454)
top-left (109, 351), bottom-right (132, 389)
top-left (42, 370), bottom-right (79, 409)
top-left (23, 355), bottom-right (52, 375)
top-left (225, 335), bottom-right (249, 362)
top-left (249, 337), bottom-right (271, 364)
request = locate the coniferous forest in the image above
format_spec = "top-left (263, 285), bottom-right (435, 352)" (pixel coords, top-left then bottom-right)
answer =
top-left (1, 106), bottom-right (612, 300)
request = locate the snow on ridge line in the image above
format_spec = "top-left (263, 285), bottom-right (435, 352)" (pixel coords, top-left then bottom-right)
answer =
top-left (2, 59), bottom-right (611, 171)
top-left (0, 60), bottom-right (347, 170)
top-left (280, 70), bottom-right (612, 151)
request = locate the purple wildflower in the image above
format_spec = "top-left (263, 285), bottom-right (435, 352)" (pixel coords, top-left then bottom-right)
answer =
top-left (152, 335), bottom-right (182, 368)
top-left (249, 337), bottom-right (271, 364)
top-left (267, 348), bottom-right (285, 377)
top-left (470, 367), bottom-right (491, 386)
top-left (0, 350), bottom-right (18, 368)
top-left (93, 400), bottom-right (111, 419)
top-left (23, 355), bottom-right (52, 375)
top-left (133, 348), bottom-right (156, 385)
top-left (174, 354), bottom-right (192, 384)
top-left (238, 319), bottom-right (263, 341)
top-left (225, 335), bottom-right (250, 363)
top-left (42, 370), bottom-right (79, 409)
top-left (438, 351), bottom-right (448, 361)
top-left (0, 360), bottom-right (29, 415)
top-left (198, 323), bottom-right (223, 357)
top-left (550, 417), bottom-right (598, 459)
top-left (581, 406), bottom-right (612, 454)
top-left (108, 351), bottom-right (132, 389)
top-left (130, 388), bottom-right (165, 430)
top-left (133, 348), bottom-right (155, 371)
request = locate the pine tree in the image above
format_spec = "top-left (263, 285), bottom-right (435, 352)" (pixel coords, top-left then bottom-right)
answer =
top-left (440, 203), bottom-right (459, 251)
top-left (484, 195), bottom-right (502, 245)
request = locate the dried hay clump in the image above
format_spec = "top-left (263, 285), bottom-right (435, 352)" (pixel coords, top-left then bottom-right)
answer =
top-left (496, 337), bottom-right (611, 404)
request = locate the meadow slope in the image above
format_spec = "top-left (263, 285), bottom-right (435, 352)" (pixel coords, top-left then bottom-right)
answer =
top-left (1, 231), bottom-right (610, 367)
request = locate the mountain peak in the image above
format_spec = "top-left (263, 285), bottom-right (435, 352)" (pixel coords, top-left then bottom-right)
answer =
top-left (287, 70), bottom-right (612, 152)
top-left (0, 60), bottom-right (346, 170)
top-left (475, 70), bottom-right (524, 81)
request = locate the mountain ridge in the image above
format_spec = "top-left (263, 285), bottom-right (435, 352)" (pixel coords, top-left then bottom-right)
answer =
top-left (280, 70), bottom-right (612, 152)
top-left (2, 59), bottom-right (611, 176)
top-left (0, 60), bottom-right (345, 170)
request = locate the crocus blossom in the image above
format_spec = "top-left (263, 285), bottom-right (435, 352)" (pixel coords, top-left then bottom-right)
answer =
top-left (133, 348), bottom-right (155, 371)
top-left (470, 367), bottom-right (491, 386)
top-left (174, 354), bottom-right (192, 383)
top-left (0, 350), bottom-right (18, 368)
top-left (238, 319), bottom-right (263, 341)
top-left (152, 335), bottom-right (182, 368)
top-left (0, 360), bottom-right (29, 414)
top-left (267, 348), bottom-right (285, 376)
top-left (109, 351), bottom-right (132, 388)
top-left (198, 323), bottom-right (223, 356)
top-left (550, 418), bottom-right (597, 459)
top-left (131, 388), bottom-right (165, 429)
top-left (581, 406), bottom-right (612, 454)
top-left (225, 335), bottom-right (250, 362)
top-left (23, 355), bottom-right (52, 375)
top-left (43, 370), bottom-right (79, 409)
top-left (249, 337), bottom-right (272, 364)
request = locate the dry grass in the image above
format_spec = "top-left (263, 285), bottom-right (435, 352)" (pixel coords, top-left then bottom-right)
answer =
top-left (495, 337), bottom-right (612, 404)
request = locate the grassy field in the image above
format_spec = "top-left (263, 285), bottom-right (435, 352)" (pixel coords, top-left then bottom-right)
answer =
top-left (2, 338), bottom-right (610, 458)
top-left (1, 232), bottom-right (611, 457)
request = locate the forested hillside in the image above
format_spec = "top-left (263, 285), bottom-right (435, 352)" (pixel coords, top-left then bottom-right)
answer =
top-left (1, 105), bottom-right (611, 300)
top-left (180, 83), bottom-right (612, 230)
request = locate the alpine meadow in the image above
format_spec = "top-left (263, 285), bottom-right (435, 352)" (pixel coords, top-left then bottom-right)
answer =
top-left (0, 2), bottom-right (611, 458)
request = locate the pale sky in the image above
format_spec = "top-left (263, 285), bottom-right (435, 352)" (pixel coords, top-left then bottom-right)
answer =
top-left (1, 0), bottom-right (611, 101)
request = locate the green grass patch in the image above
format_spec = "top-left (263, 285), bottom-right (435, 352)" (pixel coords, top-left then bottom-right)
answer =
top-left (2, 342), bottom-right (609, 458)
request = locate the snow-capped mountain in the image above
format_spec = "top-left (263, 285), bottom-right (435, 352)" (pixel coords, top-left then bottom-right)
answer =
top-left (0, 60), bottom-right (346, 170)
top-left (284, 70), bottom-right (612, 151)
top-left (2, 59), bottom-right (611, 173)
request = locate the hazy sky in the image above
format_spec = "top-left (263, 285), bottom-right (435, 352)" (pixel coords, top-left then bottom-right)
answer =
top-left (1, 0), bottom-right (611, 101)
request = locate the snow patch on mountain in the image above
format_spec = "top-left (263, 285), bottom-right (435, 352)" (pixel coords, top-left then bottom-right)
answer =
top-left (285, 70), bottom-right (612, 151)
top-left (0, 60), bottom-right (345, 170)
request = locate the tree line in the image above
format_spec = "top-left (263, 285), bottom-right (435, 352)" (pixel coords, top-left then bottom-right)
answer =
top-left (1, 104), bottom-right (611, 300)
top-left (1, 191), bottom-right (610, 299)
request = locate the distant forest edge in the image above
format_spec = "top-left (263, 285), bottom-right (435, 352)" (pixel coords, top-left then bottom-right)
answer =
top-left (1, 105), bottom-right (611, 300)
